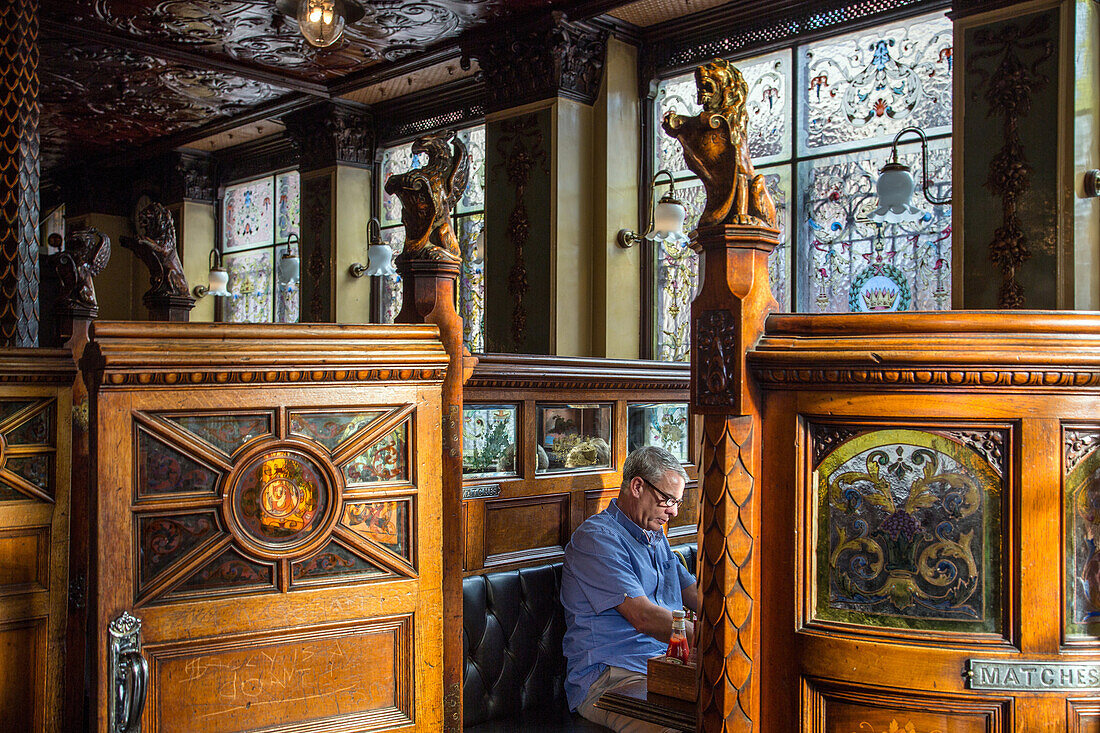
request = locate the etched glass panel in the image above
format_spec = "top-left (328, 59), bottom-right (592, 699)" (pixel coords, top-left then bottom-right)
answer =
top-left (223, 177), bottom-right (274, 252)
top-left (137, 430), bottom-right (219, 496)
top-left (274, 243), bottom-right (300, 324)
top-left (380, 142), bottom-right (426, 227)
top-left (343, 424), bottom-right (408, 484)
top-left (171, 546), bottom-right (274, 596)
top-left (1064, 430), bottom-right (1100, 634)
top-left (5, 455), bottom-right (50, 492)
top-left (458, 214), bottom-right (485, 353)
top-left (628, 403), bottom-right (689, 462)
top-left (815, 427), bottom-right (1002, 633)
top-left (138, 512), bottom-right (220, 588)
top-left (536, 403), bottom-right (612, 473)
top-left (379, 227), bottom-right (404, 325)
top-left (456, 126), bottom-right (486, 214)
top-left (289, 409), bottom-right (387, 452)
top-left (291, 540), bottom-right (386, 582)
top-left (164, 413), bottom-right (272, 457)
top-left (5, 403), bottom-right (53, 445)
top-left (799, 13), bottom-right (952, 154)
top-left (223, 248), bottom-right (274, 323)
top-left (799, 140), bottom-right (952, 313)
top-left (275, 170), bottom-right (300, 242)
top-left (342, 500), bottom-right (410, 559)
top-left (463, 404), bottom-right (518, 477)
top-left (654, 49), bottom-right (792, 174)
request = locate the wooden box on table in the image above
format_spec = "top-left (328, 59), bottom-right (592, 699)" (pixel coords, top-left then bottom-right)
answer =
top-left (646, 656), bottom-right (697, 701)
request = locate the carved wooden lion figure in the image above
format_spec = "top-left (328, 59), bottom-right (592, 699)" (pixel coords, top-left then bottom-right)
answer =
top-left (384, 130), bottom-right (469, 263)
top-left (51, 227), bottom-right (111, 311)
top-left (122, 202), bottom-right (190, 298)
top-left (661, 58), bottom-right (777, 229)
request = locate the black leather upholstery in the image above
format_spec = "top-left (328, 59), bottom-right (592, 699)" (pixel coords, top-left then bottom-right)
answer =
top-left (462, 542), bottom-right (697, 731)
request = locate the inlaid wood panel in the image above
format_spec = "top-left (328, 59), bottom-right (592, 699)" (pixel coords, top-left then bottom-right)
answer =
top-left (484, 493), bottom-right (569, 567)
top-left (0, 526), bottom-right (48, 593)
top-left (148, 616), bottom-right (413, 733)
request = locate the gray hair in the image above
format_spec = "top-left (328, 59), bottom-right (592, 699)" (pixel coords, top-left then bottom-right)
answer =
top-left (622, 445), bottom-right (688, 488)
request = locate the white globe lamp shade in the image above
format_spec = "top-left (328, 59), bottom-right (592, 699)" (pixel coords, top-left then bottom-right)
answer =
top-left (870, 161), bottom-right (926, 224)
top-left (649, 194), bottom-right (688, 243)
top-left (278, 251), bottom-right (300, 284)
top-left (207, 267), bottom-right (231, 297)
top-left (365, 243), bottom-right (397, 276)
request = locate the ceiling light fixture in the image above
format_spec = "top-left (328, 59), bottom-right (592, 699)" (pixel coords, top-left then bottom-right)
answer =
top-left (275, 0), bottom-right (364, 48)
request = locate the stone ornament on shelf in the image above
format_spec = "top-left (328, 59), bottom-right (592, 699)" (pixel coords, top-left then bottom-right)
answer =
top-left (121, 202), bottom-right (190, 299)
top-left (51, 227), bottom-right (111, 312)
top-left (384, 131), bottom-right (469, 264)
top-left (662, 59), bottom-right (778, 229)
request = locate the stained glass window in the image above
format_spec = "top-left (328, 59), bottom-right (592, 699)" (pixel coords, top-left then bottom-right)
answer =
top-left (378, 125), bottom-right (486, 352)
top-left (650, 12), bottom-right (952, 359)
top-left (220, 169), bottom-right (300, 323)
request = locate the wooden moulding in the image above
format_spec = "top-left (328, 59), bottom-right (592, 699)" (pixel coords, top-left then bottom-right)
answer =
top-left (647, 656), bottom-right (698, 702)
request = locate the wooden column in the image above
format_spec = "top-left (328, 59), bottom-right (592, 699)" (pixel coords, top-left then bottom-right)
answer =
top-left (395, 258), bottom-right (469, 731)
top-left (691, 224), bottom-right (778, 733)
top-left (0, 0), bottom-right (39, 346)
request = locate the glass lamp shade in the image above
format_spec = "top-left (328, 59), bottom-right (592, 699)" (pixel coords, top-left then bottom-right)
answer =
top-left (286, 0), bottom-right (365, 47)
top-left (278, 251), bottom-right (300, 284)
top-left (870, 161), bottom-right (926, 224)
top-left (365, 243), bottom-right (397, 276)
top-left (648, 195), bottom-right (689, 245)
top-left (207, 267), bottom-right (231, 297)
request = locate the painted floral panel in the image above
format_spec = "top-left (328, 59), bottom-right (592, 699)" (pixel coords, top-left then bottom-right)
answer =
top-left (463, 404), bottom-right (518, 477)
top-left (655, 48), bottom-right (792, 176)
top-left (628, 403), bottom-right (689, 462)
top-left (138, 512), bottom-right (220, 588)
top-left (799, 12), bottom-right (952, 155)
top-left (163, 413), bottom-right (272, 457)
top-left (137, 430), bottom-right (219, 497)
top-left (799, 140), bottom-right (952, 313)
top-left (1064, 430), bottom-right (1100, 634)
top-left (223, 177), bottom-right (274, 252)
top-left (815, 428), bottom-right (1002, 632)
top-left (223, 248), bottom-right (274, 323)
top-left (288, 409), bottom-right (386, 452)
top-left (275, 170), bottom-right (300, 242)
top-left (5, 455), bottom-right (50, 492)
top-left (342, 500), bottom-right (410, 560)
top-left (343, 425), bottom-right (408, 484)
top-left (291, 540), bottom-right (386, 582)
top-left (170, 546), bottom-right (274, 597)
top-left (5, 402), bottom-right (54, 445)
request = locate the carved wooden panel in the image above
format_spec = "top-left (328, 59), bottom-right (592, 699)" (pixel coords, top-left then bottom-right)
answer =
top-left (0, 620), bottom-right (44, 731)
top-left (147, 616), bottom-right (413, 732)
top-left (811, 424), bottom-right (1006, 637)
top-left (806, 682), bottom-right (1006, 733)
top-left (584, 488), bottom-right (618, 519)
top-left (0, 526), bottom-right (48, 594)
top-left (1065, 426), bottom-right (1100, 641)
top-left (484, 493), bottom-right (569, 567)
top-left (0, 399), bottom-right (57, 502)
top-left (1069, 700), bottom-right (1100, 733)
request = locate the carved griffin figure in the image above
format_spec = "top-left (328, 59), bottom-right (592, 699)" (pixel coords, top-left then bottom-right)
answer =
top-left (121, 202), bottom-right (190, 298)
top-left (662, 58), bottom-right (777, 229)
top-left (51, 227), bottom-right (111, 311)
top-left (384, 131), bottom-right (469, 263)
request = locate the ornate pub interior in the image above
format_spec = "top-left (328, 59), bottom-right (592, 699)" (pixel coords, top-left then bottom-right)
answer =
top-left (2, 0), bottom-right (1100, 731)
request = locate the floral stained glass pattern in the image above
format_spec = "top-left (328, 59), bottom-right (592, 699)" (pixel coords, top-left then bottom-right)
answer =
top-left (458, 214), bottom-right (485, 352)
top-left (379, 227), bottom-right (404, 326)
top-left (799, 13), bottom-right (952, 154)
top-left (171, 546), bottom-right (274, 597)
top-left (456, 126), bottom-right (486, 214)
top-left (289, 410), bottom-right (387, 452)
top-left (381, 142), bottom-right (426, 227)
top-left (137, 430), bottom-right (219, 497)
top-left (223, 177), bottom-right (274, 252)
top-left (275, 170), bottom-right (300, 242)
top-left (343, 425), bottom-right (408, 484)
top-left (138, 512), bottom-right (220, 587)
top-left (291, 540), bottom-right (386, 581)
top-left (342, 500), bottom-right (410, 559)
top-left (815, 428), bottom-right (1002, 633)
top-left (628, 403), bottom-right (689, 461)
top-left (223, 249), bottom-right (274, 323)
top-left (164, 413), bottom-right (272, 456)
top-left (274, 242), bottom-right (300, 324)
top-left (1064, 431), bottom-right (1100, 634)
top-left (800, 140), bottom-right (951, 313)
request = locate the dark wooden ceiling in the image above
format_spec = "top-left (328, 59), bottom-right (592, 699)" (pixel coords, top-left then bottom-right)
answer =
top-left (37, 0), bottom-right (637, 172)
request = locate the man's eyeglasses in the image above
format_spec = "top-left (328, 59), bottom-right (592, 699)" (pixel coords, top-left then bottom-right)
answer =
top-left (641, 478), bottom-right (684, 508)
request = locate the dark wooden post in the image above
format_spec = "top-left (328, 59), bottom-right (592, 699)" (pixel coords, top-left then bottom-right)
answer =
top-left (143, 293), bottom-right (195, 322)
top-left (691, 224), bottom-right (778, 733)
top-left (395, 258), bottom-right (470, 730)
top-left (0, 0), bottom-right (40, 346)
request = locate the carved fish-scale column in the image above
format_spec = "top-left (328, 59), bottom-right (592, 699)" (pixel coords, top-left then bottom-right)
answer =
top-left (0, 0), bottom-right (39, 346)
top-left (691, 224), bottom-right (778, 733)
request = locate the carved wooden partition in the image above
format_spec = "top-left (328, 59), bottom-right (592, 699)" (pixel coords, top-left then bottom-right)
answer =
top-left (461, 355), bottom-right (692, 574)
top-left (746, 313), bottom-right (1100, 731)
top-left (80, 322), bottom-right (448, 733)
top-left (0, 350), bottom-right (73, 732)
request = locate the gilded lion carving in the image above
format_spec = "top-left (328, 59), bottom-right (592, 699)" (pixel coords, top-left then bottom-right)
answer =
top-left (662, 59), bottom-right (777, 229)
top-left (384, 131), bottom-right (469, 263)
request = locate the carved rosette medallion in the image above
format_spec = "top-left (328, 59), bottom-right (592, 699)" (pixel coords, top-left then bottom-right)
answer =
top-left (223, 441), bottom-right (343, 560)
top-left (466, 13), bottom-right (607, 112)
top-left (696, 310), bottom-right (740, 406)
top-left (967, 14), bottom-right (1054, 308)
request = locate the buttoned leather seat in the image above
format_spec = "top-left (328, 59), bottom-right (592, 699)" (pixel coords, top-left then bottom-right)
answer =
top-left (462, 544), bottom-right (697, 731)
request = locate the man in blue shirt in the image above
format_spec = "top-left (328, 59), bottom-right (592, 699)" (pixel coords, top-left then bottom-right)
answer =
top-left (561, 445), bottom-right (699, 731)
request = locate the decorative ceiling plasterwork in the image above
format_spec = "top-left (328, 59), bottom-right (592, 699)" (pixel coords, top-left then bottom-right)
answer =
top-left (39, 37), bottom-right (287, 170)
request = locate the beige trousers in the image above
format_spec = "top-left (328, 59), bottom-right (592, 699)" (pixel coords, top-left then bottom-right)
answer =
top-left (576, 665), bottom-right (679, 733)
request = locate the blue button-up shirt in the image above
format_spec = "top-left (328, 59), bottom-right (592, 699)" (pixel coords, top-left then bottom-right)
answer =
top-left (560, 499), bottom-right (695, 711)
